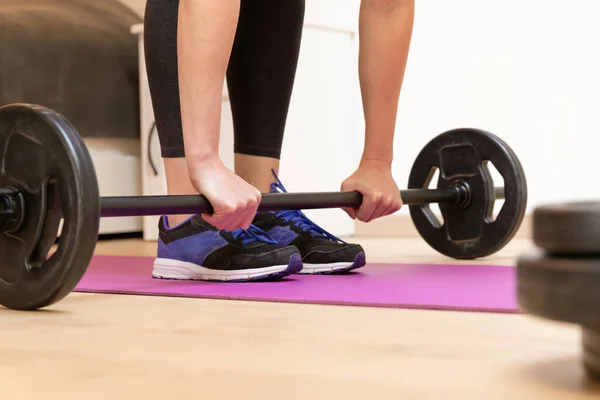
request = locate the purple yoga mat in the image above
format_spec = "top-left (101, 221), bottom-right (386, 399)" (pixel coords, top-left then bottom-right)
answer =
top-left (74, 255), bottom-right (518, 313)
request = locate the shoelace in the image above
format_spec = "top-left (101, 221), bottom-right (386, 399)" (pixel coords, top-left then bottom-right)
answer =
top-left (231, 225), bottom-right (278, 245)
top-left (269, 170), bottom-right (346, 244)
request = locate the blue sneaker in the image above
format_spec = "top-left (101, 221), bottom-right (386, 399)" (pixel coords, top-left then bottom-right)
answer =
top-left (152, 215), bottom-right (303, 282)
top-left (252, 172), bottom-right (366, 274)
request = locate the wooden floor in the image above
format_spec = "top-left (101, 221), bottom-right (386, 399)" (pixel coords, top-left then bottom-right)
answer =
top-left (2, 235), bottom-right (599, 399)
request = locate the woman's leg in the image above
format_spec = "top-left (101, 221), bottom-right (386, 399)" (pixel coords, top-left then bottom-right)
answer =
top-left (144, 0), bottom-right (242, 228)
top-left (237, 1), bottom-right (366, 275)
top-left (142, 0), bottom-right (302, 282)
top-left (226, 0), bottom-right (306, 192)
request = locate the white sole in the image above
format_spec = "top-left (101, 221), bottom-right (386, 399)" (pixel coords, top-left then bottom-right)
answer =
top-left (298, 262), bottom-right (356, 274)
top-left (152, 258), bottom-right (291, 282)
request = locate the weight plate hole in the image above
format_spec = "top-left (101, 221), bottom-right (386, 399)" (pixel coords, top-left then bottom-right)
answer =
top-left (483, 160), bottom-right (504, 222)
top-left (32, 178), bottom-right (62, 267)
top-left (425, 166), bottom-right (444, 226)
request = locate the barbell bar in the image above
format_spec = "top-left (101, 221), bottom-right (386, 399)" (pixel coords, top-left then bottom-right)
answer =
top-left (98, 186), bottom-right (506, 218)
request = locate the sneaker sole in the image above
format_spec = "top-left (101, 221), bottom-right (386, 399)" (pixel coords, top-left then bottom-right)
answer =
top-left (298, 252), bottom-right (366, 275)
top-left (152, 253), bottom-right (303, 282)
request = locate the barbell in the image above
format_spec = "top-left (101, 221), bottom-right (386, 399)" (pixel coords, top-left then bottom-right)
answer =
top-left (0, 103), bottom-right (528, 310)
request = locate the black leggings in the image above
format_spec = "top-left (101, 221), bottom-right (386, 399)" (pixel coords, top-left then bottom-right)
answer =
top-left (143, 0), bottom-right (305, 159)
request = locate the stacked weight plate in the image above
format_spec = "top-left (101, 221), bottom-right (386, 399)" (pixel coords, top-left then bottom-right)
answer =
top-left (516, 202), bottom-right (600, 379)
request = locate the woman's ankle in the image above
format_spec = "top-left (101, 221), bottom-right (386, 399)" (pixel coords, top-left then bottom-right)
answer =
top-left (163, 157), bottom-right (198, 229)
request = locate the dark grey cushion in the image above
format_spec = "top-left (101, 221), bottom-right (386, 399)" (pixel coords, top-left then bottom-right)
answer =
top-left (0, 0), bottom-right (142, 138)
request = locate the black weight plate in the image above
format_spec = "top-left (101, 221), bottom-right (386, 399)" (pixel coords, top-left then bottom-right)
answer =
top-left (408, 128), bottom-right (527, 259)
top-left (532, 202), bottom-right (600, 256)
top-left (0, 104), bottom-right (99, 310)
top-left (516, 250), bottom-right (600, 327)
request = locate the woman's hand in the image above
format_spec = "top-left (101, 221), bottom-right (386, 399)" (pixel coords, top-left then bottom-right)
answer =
top-left (188, 155), bottom-right (261, 231)
top-left (341, 160), bottom-right (403, 222)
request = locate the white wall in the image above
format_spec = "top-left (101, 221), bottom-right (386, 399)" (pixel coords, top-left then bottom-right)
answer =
top-left (392, 0), bottom-right (600, 215)
top-left (286, 0), bottom-right (600, 219)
